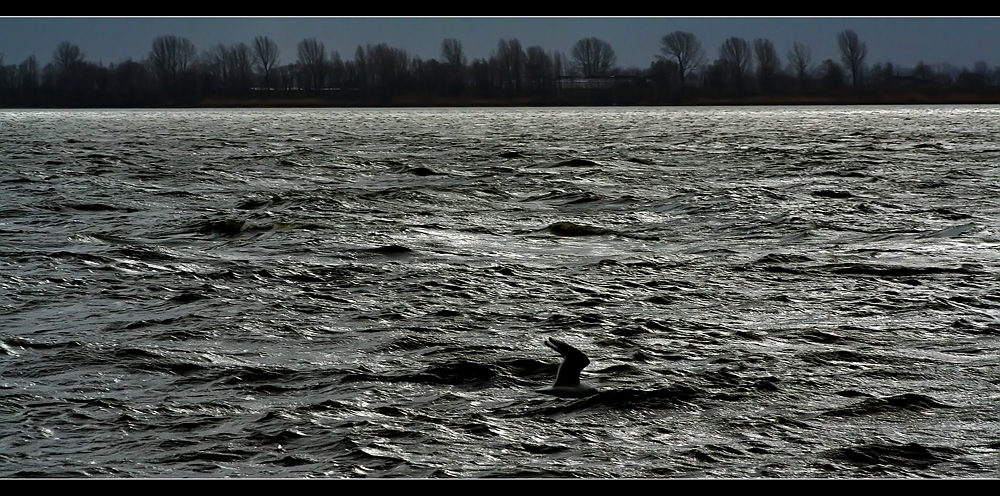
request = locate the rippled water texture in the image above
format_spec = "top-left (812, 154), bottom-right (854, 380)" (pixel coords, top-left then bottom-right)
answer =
top-left (1, 106), bottom-right (999, 478)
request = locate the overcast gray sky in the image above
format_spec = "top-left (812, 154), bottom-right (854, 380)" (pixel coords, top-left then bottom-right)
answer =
top-left (0, 17), bottom-right (997, 71)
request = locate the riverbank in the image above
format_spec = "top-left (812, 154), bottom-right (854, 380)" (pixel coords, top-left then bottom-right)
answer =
top-left (3, 91), bottom-right (999, 109)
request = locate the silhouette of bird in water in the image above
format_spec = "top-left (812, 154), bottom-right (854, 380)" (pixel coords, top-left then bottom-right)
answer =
top-left (536, 337), bottom-right (598, 398)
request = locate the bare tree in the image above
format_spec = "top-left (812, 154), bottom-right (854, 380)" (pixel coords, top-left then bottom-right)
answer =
top-left (440, 38), bottom-right (465, 68)
top-left (327, 51), bottom-right (345, 90)
top-left (837, 29), bottom-right (868, 88)
top-left (440, 38), bottom-right (466, 95)
top-left (18, 55), bottom-right (40, 94)
top-left (718, 37), bottom-right (752, 92)
top-left (869, 61), bottom-right (894, 87)
top-left (493, 38), bottom-right (525, 93)
top-left (571, 37), bottom-right (617, 77)
top-left (52, 41), bottom-right (85, 94)
top-left (469, 57), bottom-right (495, 97)
top-left (252, 35), bottom-right (280, 91)
top-left (819, 59), bottom-right (845, 90)
top-left (934, 62), bottom-right (959, 85)
top-left (364, 42), bottom-right (409, 92)
top-left (912, 61), bottom-right (934, 81)
top-left (787, 41), bottom-right (813, 84)
top-left (148, 35), bottom-right (196, 91)
top-left (228, 42), bottom-right (254, 92)
top-left (957, 61), bottom-right (989, 89)
top-left (197, 42), bottom-right (249, 93)
top-left (53, 41), bottom-right (84, 72)
top-left (110, 58), bottom-right (150, 102)
top-left (202, 43), bottom-right (232, 91)
top-left (297, 38), bottom-right (326, 93)
top-left (649, 58), bottom-right (678, 91)
top-left (525, 45), bottom-right (555, 94)
top-left (658, 31), bottom-right (705, 87)
top-left (753, 38), bottom-right (780, 93)
top-left (553, 51), bottom-right (567, 79)
top-left (354, 45), bottom-right (369, 90)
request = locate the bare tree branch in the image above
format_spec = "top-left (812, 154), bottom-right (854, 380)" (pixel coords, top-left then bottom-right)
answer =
top-left (148, 35), bottom-right (196, 92)
top-left (753, 38), bottom-right (780, 92)
top-left (571, 37), bottom-right (617, 78)
top-left (718, 37), bottom-right (752, 92)
top-left (837, 29), bottom-right (868, 88)
top-left (297, 38), bottom-right (326, 93)
top-left (658, 31), bottom-right (705, 86)
top-left (253, 35), bottom-right (280, 91)
top-left (787, 41), bottom-right (813, 83)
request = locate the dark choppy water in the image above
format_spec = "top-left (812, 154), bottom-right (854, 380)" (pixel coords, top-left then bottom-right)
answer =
top-left (1, 106), bottom-right (999, 478)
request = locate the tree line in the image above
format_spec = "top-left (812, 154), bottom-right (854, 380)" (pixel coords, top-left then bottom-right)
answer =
top-left (1, 30), bottom-right (998, 108)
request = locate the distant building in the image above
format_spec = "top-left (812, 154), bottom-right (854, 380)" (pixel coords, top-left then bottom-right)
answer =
top-left (556, 75), bottom-right (648, 90)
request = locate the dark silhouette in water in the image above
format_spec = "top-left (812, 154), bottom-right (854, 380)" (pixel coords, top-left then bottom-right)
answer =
top-left (536, 337), bottom-right (599, 398)
top-left (544, 221), bottom-right (660, 241)
top-left (546, 221), bottom-right (616, 237)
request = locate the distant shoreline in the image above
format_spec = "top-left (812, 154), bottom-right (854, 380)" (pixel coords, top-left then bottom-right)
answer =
top-left (4, 93), bottom-right (998, 110)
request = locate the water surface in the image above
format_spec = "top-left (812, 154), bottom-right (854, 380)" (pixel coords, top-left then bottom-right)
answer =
top-left (1, 106), bottom-right (998, 477)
